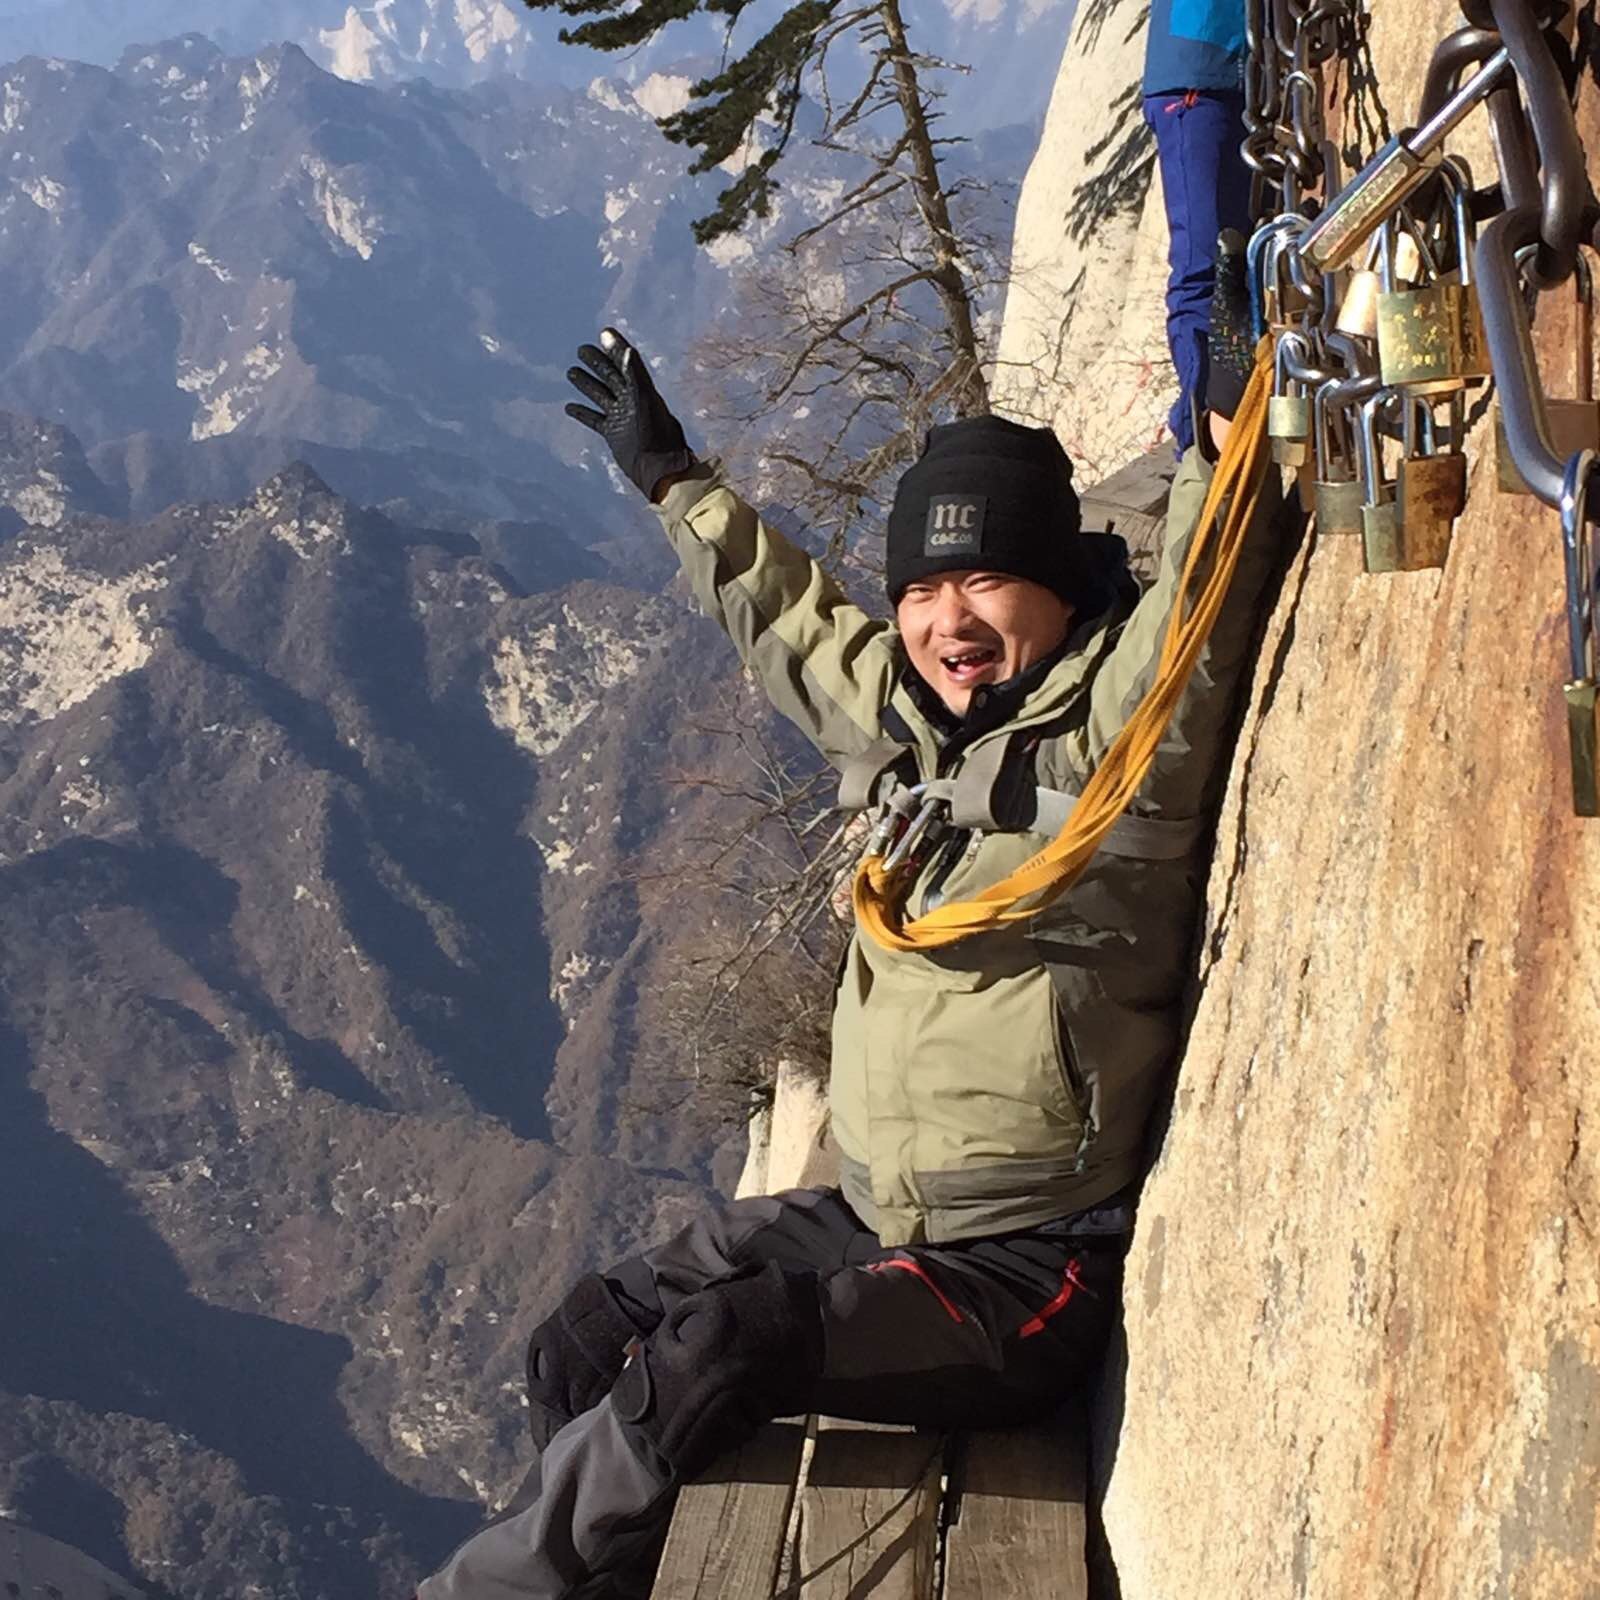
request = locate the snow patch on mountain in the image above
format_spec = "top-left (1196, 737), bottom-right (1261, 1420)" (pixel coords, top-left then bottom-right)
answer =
top-left (238, 57), bottom-right (279, 129)
top-left (187, 242), bottom-right (234, 281)
top-left (586, 78), bottom-right (631, 115)
top-left (6, 471), bottom-right (69, 527)
top-left (20, 176), bottom-right (65, 215)
top-left (454, 0), bottom-right (524, 62)
top-left (2, 81), bottom-right (25, 134)
top-left (632, 72), bottom-right (692, 121)
top-left (484, 599), bottom-right (672, 758)
top-left (705, 232), bottom-right (753, 269)
top-left (0, 545), bottom-right (167, 723)
top-left (320, 6), bottom-right (387, 80)
top-left (302, 153), bottom-right (384, 258)
top-left (316, 0), bottom-right (531, 83)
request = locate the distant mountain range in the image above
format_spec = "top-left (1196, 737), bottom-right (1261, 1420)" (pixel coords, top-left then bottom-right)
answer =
top-left (0, 0), bottom-right (1076, 128)
top-left (0, 32), bottom-right (1035, 578)
top-left (0, 8), bottom-right (1055, 1593)
top-left (0, 34), bottom-right (721, 566)
top-left (0, 407), bottom-right (784, 1594)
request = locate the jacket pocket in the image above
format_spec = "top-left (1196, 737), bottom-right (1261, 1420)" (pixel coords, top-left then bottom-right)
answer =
top-left (1049, 994), bottom-right (1090, 1122)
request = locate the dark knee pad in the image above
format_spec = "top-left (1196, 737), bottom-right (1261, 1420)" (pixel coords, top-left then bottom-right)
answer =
top-left (612, 1263), bottom-right (823, 1480)
top-left (526, 1273), bottom-right (644, 1449)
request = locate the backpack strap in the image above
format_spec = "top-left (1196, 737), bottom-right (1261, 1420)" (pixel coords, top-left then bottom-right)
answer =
top-left (1032, 790), bottom-right (1209, 861)
top-left (838, 734), bottom-right (919, 812)
top-left (950, 730), bottom-right (1208, 861)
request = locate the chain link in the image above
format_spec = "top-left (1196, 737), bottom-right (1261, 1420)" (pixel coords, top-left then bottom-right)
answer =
top-left (1235, 0), bottom-right (1600, 813)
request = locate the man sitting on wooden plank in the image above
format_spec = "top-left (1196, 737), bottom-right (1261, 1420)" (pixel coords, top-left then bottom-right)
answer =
top-left (419, 252), bottom-right (1278, 1598)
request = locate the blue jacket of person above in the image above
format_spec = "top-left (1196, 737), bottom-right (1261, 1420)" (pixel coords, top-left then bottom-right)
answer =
top-left (1143, 0), bottom-right (1247, 96)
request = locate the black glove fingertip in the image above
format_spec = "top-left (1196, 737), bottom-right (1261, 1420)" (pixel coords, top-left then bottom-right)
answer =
top-left (576, 343), bottom-right (624, 390)
top-left (564, 402), bottom-right (606, 433)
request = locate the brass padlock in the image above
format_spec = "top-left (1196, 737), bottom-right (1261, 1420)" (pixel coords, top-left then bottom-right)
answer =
top-left (1375, 175), bottom-right (1490, 395)
top-left (1311, 379), bottom-right (1364, 534)
top-left (1395, 397), bottom-right (1467, 571)
top-left (1262, 228), bottom-right (1311, 333)
top-left (1268, 335), bottom-right (1311, 467)
top-left (1560, 449), bottom-right (1599, 816)
top-left (1336, 229), bottom-right (1421, 340)
top-left (1569, 681), bottom-right (1599, 818)
top-left (1497, 249), bottom-right (1600, 495)
top-left (1357, 393), bottom-right (1400, 573)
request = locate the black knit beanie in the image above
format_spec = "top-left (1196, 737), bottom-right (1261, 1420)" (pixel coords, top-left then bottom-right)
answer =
top-left (886, 415), bottom-right (1127, 615)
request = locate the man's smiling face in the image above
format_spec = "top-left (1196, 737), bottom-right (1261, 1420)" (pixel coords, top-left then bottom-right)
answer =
top-left (895, 569), bottom-right (1075, 716)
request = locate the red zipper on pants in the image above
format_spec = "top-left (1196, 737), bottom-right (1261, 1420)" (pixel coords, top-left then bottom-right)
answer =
top-left (867, 1256), bottom-right (966, 1324)
top-left (1019, 1258), bottom-right (1086, 1339)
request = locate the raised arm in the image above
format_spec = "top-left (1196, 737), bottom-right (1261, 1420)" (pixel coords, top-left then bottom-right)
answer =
top-left (1083, 441), bottom-right (1282, 817)
top-left (567, 330), bottom-right (898, 770)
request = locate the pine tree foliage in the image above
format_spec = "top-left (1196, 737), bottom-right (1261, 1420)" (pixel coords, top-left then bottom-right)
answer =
top-left (521, 0), bottom-right (1014, 571)
top-left (524, 0), bottom-right (839, 241)
top-left (659, 1), bottom-right (836, 239)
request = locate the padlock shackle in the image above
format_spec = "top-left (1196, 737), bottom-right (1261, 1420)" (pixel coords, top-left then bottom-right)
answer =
top-left (1402, 395), bottom-right (1437, 458)
top-left (1436, 155), bottom-right (1477, 286)
top-left (1324, 329), bottom-right (1378, 380)
top-left (1313, 379), bottom-right (1339, 470)
top-left (1573, 251), bottom-right (1594, 405)
top-left (1559, 448), bottom-right (1598, 684)
top-left (1378, 205), bottom-right (1440, 293)
top-left (1278, 329), bottom-right (1334, 389)
top-left (1356, 393), bottom-right (1395, 506)
top-left (1247, 215), bottom-right (1303, 339)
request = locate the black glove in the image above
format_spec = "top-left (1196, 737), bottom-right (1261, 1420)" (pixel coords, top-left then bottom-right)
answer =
top-left (565, 328), bottom-right (693, 500)
top-left (1204, 228), bottom-right (1255, 424)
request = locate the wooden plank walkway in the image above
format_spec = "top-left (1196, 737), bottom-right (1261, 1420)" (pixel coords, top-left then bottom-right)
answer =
top-left (652, 1412), bottom-right (1087, 1600)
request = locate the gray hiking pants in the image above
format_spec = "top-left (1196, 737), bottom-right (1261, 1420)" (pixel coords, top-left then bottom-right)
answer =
top-left (419, 1184), bottom-right (1126, 1599)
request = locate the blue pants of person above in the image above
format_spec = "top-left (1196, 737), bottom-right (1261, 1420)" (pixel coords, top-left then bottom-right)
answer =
top-left (1142, 88), bottom-right (1252, 452)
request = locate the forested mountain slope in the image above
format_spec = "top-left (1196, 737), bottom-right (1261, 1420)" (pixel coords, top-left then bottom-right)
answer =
top-left (0, 414), bottom-right (790, 1594)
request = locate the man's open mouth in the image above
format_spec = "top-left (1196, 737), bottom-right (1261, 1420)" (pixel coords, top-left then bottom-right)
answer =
top-left (939, 647), bottom-right (999, 683)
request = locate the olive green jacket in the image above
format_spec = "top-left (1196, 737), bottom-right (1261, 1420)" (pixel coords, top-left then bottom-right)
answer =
top-left (655, 448), bottom-right (1282, 1245)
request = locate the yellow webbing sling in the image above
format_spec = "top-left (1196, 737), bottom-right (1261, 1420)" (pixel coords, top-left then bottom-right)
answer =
top-left (853, 342), bottom-right (1276, 952)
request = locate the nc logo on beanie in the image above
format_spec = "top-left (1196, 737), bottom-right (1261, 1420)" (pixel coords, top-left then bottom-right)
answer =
top-left (886, 415), bottom-right (1130, 619)
top-left (924, 495), bottom-right (986, 554)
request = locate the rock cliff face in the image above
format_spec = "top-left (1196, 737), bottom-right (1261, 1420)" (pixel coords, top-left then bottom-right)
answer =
top-left (992, 0), bottom-right (1173, 482)
top-left (999, 4), bottom-right (1600, 1596)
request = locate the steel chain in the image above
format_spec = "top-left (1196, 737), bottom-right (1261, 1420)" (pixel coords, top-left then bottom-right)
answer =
top-left (1235, 0), bottom-right (1600, 813)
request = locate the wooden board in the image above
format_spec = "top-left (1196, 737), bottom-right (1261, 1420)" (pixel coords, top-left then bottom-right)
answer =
top-left (794, 1421), bottom-right (944, 1600)
top-left (940, 1416), bottom-right (1088, 1600)
top-left (1080, 443), bottom-right (1177, 581)
top-left (650, 1420), bottom-right (808, 1600)
top-left (1081, 445), bottom-right (1178, 518)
